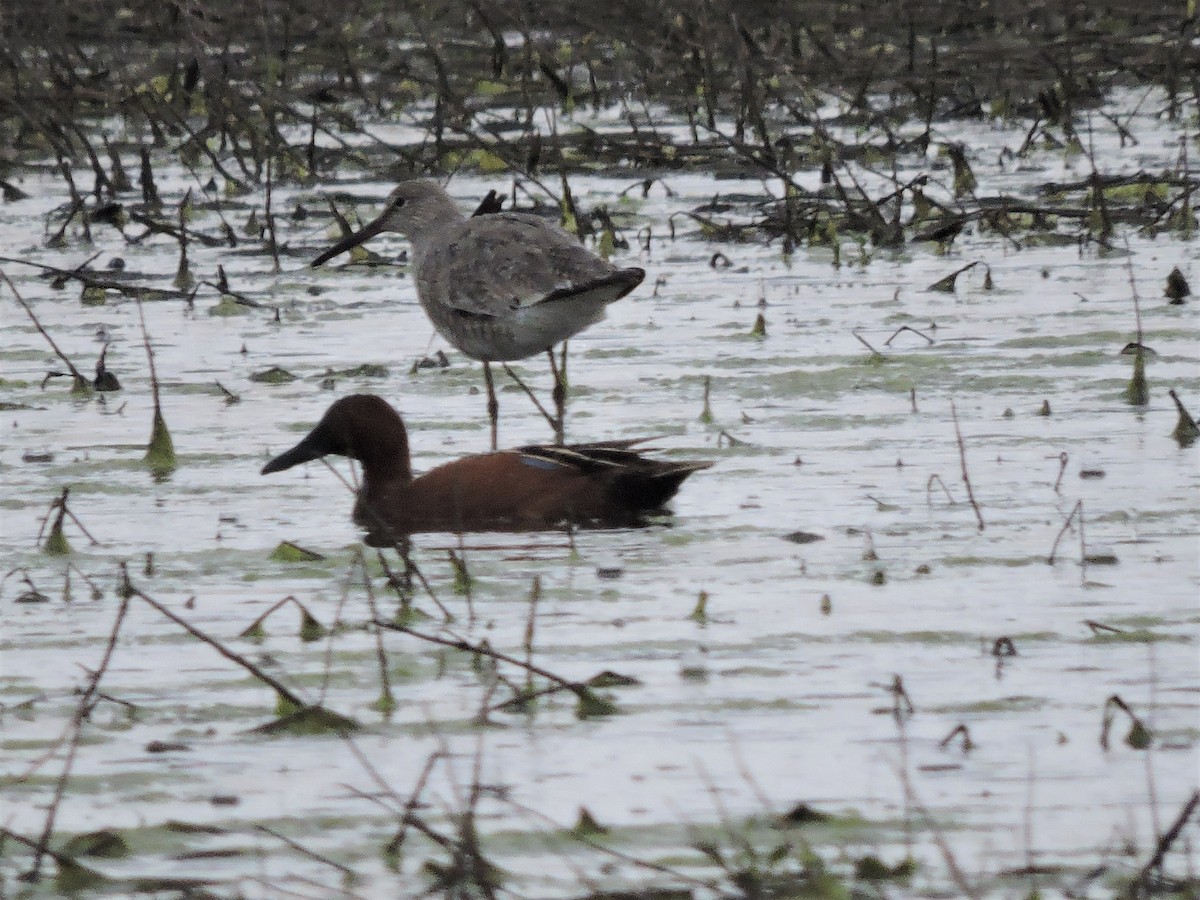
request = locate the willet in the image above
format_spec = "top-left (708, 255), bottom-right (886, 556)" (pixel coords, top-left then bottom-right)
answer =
top-left (311, 180), bottom-right (644, 448)
top-left (261, 394), bottom-right (711, 542)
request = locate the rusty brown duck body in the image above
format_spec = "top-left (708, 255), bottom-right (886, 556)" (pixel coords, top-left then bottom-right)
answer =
top-left (261, 395), bottom-right (711, 541)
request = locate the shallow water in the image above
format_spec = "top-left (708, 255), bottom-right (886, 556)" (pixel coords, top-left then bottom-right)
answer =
top-left (2, 89), bottom-right (1197, 897)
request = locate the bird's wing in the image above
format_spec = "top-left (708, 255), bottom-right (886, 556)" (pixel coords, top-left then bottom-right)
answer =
top-left (418, 213), bottom-right (623, 317)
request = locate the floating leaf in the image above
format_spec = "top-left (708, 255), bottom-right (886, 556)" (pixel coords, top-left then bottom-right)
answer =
top-left (299, 609), bottom-right (327, 642)
top-left (1164, 267), bottom-right (1190, 304)
top-left (54, 857), bottom-right (109, 892)
top-left (144, 408), bottom-right (177, 474)
top-left (1170, 390), bottom-right (1199, 447)
top-left (855, 855), bottom-right (893, 881)
top-left (80, 285), bottom-right (107, 306)
top-left (782, 531), bottom-right (824, 544)
top-left (251, 366), bottom-right (297, 384)
top-left (269, 541), bottom-right (325, 562)
top-left (587, 670), bottom-right (641, 687)
top-left (1123, 346), bottom-right (1149, 406)
top-left (208, 295), bottom-right (249, 317)
top-left (598, 227), bottom-right (615, 260)
top-left (44, 519), bottom-right (71, 556)
top-left (688, 590), bottom-right (709, 623)
top-left (60, 829), bottom-right (129, 859)
top-left (699, 375), bottom-right (714, 424)
top-left (947, 144), bottom-right (976, 197)
top-left (328, 363), bottom-right (389, 379)
top-left (928, 272), bottom-right (958, 293)
top-left (371, 688), bottom-right (397, 714)
top-left (1126, 720), bottom-right (1152, 750)
top-left (574, 688), bottom-right (618, 719)
top-left (173, 259), bottom-right (193, 290)
top-left (750, 312), bottom-right (766, 338)
top-left (254, 705), bottom-right (359, 736)
top-left (573, 807), bottom-right (609, 836)
top-left (240, 621), bottom-right (266, 642)
top-left (392, 603), bottom-right (432, 627)
top-left (779, 802), bottom-right (831, 825)
top-left (275, 693), bottom-right (300, 719)
top-left (448, 550), bottom-right (472, 594)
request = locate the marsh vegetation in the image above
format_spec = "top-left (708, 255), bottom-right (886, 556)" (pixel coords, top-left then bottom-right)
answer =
top-left (2, 2), bottom-right (1198, 897)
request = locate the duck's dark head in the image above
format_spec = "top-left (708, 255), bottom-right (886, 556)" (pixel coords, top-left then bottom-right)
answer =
top-left (261, 394), bottom-right (412, 483)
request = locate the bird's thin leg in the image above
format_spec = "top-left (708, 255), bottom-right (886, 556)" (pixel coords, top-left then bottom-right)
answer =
top-left (548, 346), bottom-right (566, 445)
top-left (483, 361), bottom-right (499, 450)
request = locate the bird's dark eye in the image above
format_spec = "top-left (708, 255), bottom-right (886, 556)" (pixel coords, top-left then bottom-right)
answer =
top-left (391, 196), bottom-right (406, 209)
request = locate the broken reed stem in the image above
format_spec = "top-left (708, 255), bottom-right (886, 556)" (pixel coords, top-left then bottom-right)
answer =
top-left (127, 573), bottom-right (307, 711)
top-left (455, 529), bottom-right (474, 619)
top-left (504, 794), bottom-right (716, 889)
top-left (501, 362), bottom-right (558, 433)
top-left (239, 593), bottom-right (303, 635)
top-left (950, 401), bottom-right (985, 531)
top-left (29, 591), bottom-right (130, 881)
top-left (462, 733), bottom-right (492, 895)
top-left (319, 456), bottom-right (359, 494)
top-left (523, 576), bottom-right (541, 696)
top-left (1054, 451), bottom-right (1069, 493)
top-left (884, 324), bottom-right (935, 346)
top-left (136, 300), bottom-right (162, 413)
top-left (4, 828), bottom-right (102, 884)
top-left (2, 269), bottom-right (90, 390)
top-left (351, 547), bottom-right (395, 713)
top-left (1047, 500), bottom-right (1086, 575)
top-left (34, 488), bottom-right (65, 546)
top-left (1135, 790), bottom-right (1200, 889)
top-left (253, 825), bottom-right (357, 879)
top-left (1126, 255), bottom-right (1144, 346)
top-left (36, 487), bottom-right (100, 548)
top-left (264, 153), bottom-right (281, 273)
top-left (318, 559), bottom-right (359, 706)
top-left (395, 542), bottom-right (452, 621)
top-left (382, 748), bottom-right (444, 857)
top-left (852, 329), bottom-right (884, 360)
top-left (377, 620), bottom-right (593, 705)
top-left (925, 474), bottom-right (955, 505)
top-left (890, 758), bottom-right (981, 900)
top-left (336, 739), bottom-right (464, 862)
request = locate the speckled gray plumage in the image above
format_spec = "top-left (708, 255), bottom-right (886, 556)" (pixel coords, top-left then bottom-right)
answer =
top-left (371, 181), bottom-right (644, 361)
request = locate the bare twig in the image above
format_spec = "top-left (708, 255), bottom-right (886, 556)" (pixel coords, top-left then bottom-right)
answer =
top-left (27, 593), bottom-right (130, 881)
top-left (2, 269), bottom-right (90, 391)
top-left (950, 401), bottom-right (984, 530)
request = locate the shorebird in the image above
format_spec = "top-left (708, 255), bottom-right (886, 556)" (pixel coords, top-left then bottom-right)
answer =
top-left (261, 394), bottom-right (710, 541)
top-left (311, 180), bottom-right (644, 449)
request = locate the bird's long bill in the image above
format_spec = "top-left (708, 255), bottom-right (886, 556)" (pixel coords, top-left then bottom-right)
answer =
top-left (310, 209), bottom-right (391, 267)
top-left (261, 436), bottom-right (323, 475)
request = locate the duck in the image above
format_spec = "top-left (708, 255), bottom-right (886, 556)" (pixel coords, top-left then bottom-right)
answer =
top-left (261, 394), bottom-right (711, 541)
top-left (310, 180), bottom-right (644, 449)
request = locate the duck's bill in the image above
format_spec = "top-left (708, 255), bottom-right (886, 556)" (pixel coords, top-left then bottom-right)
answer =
top-left (261, 437), bottom-right (322, 474)
top-left (310, 211), bottom-right (390, 266)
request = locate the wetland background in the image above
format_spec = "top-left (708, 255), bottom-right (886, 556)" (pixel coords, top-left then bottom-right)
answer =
top-left (2, 1), bottom-right (1198, 897)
